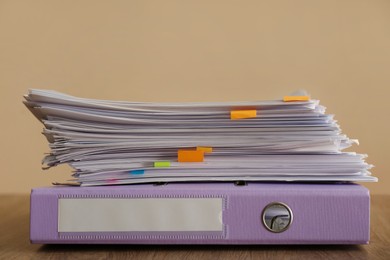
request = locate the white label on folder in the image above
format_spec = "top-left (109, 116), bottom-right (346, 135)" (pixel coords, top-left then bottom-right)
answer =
top-left (58, 198), bottom-right (223, 232)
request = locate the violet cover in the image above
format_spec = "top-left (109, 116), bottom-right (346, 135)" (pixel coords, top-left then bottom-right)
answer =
top-left (30, 182), bottom-right (370, 244)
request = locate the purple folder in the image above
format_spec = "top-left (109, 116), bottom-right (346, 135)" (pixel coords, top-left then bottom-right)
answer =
top-left (30, 183), bottom-right (370, 244)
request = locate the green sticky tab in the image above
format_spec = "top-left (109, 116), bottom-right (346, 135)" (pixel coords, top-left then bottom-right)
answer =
top-left (154, 161), bottom-right (171, 168)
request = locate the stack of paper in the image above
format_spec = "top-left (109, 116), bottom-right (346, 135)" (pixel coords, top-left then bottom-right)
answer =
top-left (24, 89), bottom-right (377, 186)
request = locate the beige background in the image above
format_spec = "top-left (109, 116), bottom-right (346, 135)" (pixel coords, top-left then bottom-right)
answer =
top-left (0, 0), bottom-right (389, 194)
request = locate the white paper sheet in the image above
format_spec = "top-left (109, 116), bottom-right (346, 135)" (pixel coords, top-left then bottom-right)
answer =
top-left (24, 89), bottom-right (377, 186)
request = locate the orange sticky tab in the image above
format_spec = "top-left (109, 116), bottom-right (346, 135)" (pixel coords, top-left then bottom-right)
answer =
top-left (196, 146), bottom-right (213, 153)
top-left (178, 150), bottom-right (204, 162)
top-left (230, 110), bottom-right (257, 120)
top-left (283, 96), bottom-right (310, 102)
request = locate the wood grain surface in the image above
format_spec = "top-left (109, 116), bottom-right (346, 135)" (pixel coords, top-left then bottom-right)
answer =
top-left (0, 194), bottom-right (389, 260)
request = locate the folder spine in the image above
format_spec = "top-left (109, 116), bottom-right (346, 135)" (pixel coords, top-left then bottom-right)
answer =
top-left (30, 183), bottom-right (370, 244)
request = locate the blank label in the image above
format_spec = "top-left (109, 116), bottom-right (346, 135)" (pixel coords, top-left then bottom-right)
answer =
top-left (58, 198), bottom-right (223, 232)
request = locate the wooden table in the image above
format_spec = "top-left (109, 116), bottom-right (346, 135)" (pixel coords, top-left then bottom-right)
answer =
top-left (0, 194), bottom-right (389, 259)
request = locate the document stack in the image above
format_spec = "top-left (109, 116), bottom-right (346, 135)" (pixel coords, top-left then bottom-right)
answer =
top-left (25, 89), bottom-right (376, 244)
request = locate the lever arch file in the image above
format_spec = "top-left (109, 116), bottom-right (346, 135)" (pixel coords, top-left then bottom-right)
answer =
top-left (30, 182), bottom-right (370, 244)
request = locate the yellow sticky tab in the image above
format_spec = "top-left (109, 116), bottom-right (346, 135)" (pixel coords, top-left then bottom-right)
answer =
top-left (230, 110), bottom-right (257, 120)
top-left (283, 96), bottom-right (310, 102)
top-left (154, 161), bottom-right (171, 167)
top-left (196, 146), bottom-right (213, 153)
top-left (178, 150), bottom-right (204, 162)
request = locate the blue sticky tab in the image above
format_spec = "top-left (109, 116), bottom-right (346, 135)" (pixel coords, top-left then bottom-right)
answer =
top-left (129, 170), bottom-right (145, 175)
